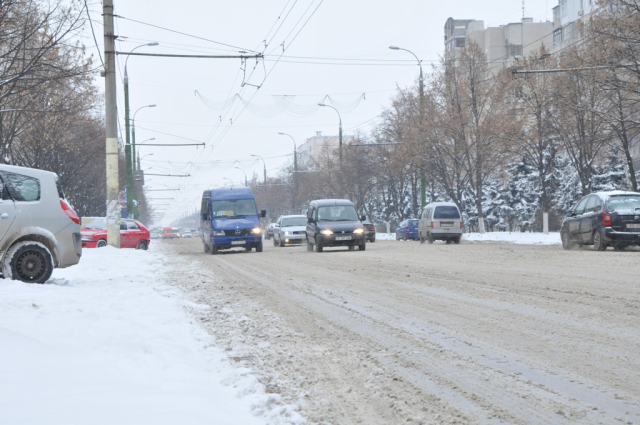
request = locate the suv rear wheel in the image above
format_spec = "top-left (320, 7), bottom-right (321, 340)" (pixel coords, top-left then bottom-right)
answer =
top-left (3, 241), bottom-right (54, 284)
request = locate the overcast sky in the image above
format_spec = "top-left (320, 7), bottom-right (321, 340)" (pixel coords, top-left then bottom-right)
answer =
top-left (84, 0), bottom-right (554, 225)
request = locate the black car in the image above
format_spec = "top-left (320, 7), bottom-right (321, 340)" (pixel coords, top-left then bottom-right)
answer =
top-left (561, 191), bottom-right (640, 251)
top-left (306, 199), bottom-right (366, 252)
top-left (362, 219), bottom-right (376, 242)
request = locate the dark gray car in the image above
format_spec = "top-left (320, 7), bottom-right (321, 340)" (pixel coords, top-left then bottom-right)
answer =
top-left (305, 199), bottom-right (366, 252)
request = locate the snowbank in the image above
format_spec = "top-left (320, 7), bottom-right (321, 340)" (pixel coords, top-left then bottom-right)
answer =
top-left (374, 232), bottom-right (560, 245)
top-left (0, 246), bottom-right (276, 425)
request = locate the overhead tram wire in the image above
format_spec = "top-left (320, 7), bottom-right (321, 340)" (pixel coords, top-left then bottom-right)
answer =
top-left (114, 15), bottom-right (261, 54)
top-left (83, 0), bottom-right (104, 69)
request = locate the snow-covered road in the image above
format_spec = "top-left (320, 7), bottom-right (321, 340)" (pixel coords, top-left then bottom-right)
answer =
top-left (162, 236), bottom-right (640, 424)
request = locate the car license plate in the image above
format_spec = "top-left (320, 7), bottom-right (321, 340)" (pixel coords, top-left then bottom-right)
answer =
top-left (440, 221), bottom-right (453, 227)
top-left (335, 236), bottom-right (352, 241)
top-left (231, 240), bottom-right (246, 245)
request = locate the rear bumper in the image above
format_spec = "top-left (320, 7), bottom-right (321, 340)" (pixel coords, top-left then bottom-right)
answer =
top-left (59, 232), bottom-right (82, 267)
top-left (430, 231), bottom-right (461, 240)
top-left (603, 228), bottom-right (640, 244)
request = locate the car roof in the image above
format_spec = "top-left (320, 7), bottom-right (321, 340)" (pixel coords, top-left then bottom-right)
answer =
top-left (593, 190), bottom-right (640, 202)
top-left (281, 214), bottom-right (306, 219)
top-left (0, 164), bottom-right (58, 180)
top-left (310, 199), bottom-right (355, 207)
top-left (424, 201), bottom-right (458, 207)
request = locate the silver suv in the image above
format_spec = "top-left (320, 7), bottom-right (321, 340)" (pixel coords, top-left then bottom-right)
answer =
top-left (0, 164), bottom-right (82, 283)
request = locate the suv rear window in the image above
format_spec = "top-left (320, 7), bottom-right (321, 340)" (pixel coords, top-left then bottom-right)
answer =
top-left (408, 219), bottom-right (419, 226)
top-left (434, 206), bottom-right (460, 219)
top-left (1, 171), bottom-right (40, 202)
top-left (607, 195), bottom-right (640, 212)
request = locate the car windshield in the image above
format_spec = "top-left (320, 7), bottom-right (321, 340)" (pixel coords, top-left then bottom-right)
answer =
top-left (83, 219), bottom-right (106, 230)
top-left (607, 195), bottom-right (640, 212)
top-left (434, 206), bottom-right (460, 219)
top-left (408, 219), bottom-right (418, 226)
top-left (211, 199), bottom-right (258, 217)
top-left (317, 205), bottom-right (358, 222)
top-left (282, 217), bottom-right (307, 227)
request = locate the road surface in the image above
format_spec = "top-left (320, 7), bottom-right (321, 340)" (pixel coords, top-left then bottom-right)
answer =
top-left (159, 237), bottom-right (640, 425)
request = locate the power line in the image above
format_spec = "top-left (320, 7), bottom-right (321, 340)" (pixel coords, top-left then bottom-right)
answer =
top-left (83, 0), bottom-right (104, 69)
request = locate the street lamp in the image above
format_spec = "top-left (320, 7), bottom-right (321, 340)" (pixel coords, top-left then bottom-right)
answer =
top-left (132, 104), bottom-right (156, 171)
top-left (389, 45), bottom-right (426, 209)
top-left (124, 42), bottom-right (158, 218)
top-left (234, 166), bottom-right (247, 186)
top-left (318, 103), bottom-right (342, 171)
top-left (251, 154), bottom-right (266, 184)
top-left (278, 132), bottom-right (297, 171)
top-left (136, 139), bottom-right (155, 169)
top-left (223, 177), bottom-right (233, 187)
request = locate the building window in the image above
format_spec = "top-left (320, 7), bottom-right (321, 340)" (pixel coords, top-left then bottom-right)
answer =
top-left (560, 0), bottom-right (567, 17)
top-left (507, 44), bottom-right (522, 57)
top-left (553, 28), bottom-right (562, 46)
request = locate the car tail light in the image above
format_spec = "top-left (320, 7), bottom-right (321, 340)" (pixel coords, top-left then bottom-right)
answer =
top-left (602, 212), bottom-right (612, 226)
top-left (60, 200), bottom-right (80, 224)
top-left (430, 222), bottom-right (434, 228)
top-left (371, 226), bottom-right (375, 231)
top-left (460, 222), bottom-right (464, 228)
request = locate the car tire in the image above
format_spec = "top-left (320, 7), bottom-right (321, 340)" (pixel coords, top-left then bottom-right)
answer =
top-left (359, 241), bottom-right (366, 251)
top-left (348, 245), bottom-right (355, 251)
top-left (593, 230), bottom-right (607, 251)
top-left (315, 237), bottom-right (323, 252)
top-left (204, 243), bottom-right (210, 253)
top-left (273, 237), bottom-right (277, 246)
top-left (136, 240), bottom-right (148, 250)
top-left (279, 238), bottom-right (285, 247)
top-left (370, 237), bottom-right (375, 243)
top-left (561, 231), bottom-right (574, 250)
top-left (428, 233), bottom-right (434, 244)
top-left (454, 236), bottom-right (461, 244)
top-left (3, 241), bottom-right (54, 284)
top-left (97, 239), bottom-right (107, 248)
top-left (256, 242), bottom-right (263, 252)
top-left (210, 245), bottom-right (218, 255)
top-left (245, 246), bottom-right (252, 252)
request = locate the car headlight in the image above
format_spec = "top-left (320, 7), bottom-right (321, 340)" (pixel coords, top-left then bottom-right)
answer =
top-left (320, 229), bottom-right (333, 235)
top-left (251, 227), bottom-right (262, 234)
top-left (81, 235), bottom-right (94, 241)
top-left (353, 228), bottom-right (364, 234)
top-left (284, 231), bottom-right (290, 235)
top-left (213, 230), bottom-right (225, 236)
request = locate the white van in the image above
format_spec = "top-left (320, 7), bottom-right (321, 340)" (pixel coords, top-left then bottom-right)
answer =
top-left (418, 202), bottom-right (463, 244)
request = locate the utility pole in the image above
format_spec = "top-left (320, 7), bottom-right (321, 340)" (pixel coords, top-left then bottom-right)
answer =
top-left (103, 0), bottom-right (120, 247)
top-left (124, 68), bottom-right (133, 218)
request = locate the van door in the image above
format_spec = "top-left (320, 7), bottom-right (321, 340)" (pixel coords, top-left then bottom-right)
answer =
top-left (0, 177), bottom-right (17, 241)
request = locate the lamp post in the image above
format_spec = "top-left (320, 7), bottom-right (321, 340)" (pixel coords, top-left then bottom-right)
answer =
top-left (136, 138), bottom-right (155, 170)
top-left (318, 103), bottom-right (342, 171)
top-left (278, 132), bottom-right (297, 171)
top-left (389, 45), bottom-right (426, 210)
top-left (124, 42), bottom-right (158, 218)
top-left (234, 166), bottom-right (247, 186)
top-left (251, 154), bottom-right (266, 184)
top-left (223, 177), bottom-right (233, 187)
top-left (131, 104), bottom-right (155, 219)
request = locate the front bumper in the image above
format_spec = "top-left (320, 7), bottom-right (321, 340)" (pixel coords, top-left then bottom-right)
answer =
top-left (212, 235), bottom-right (263, 249)
top-left (319, 234), bottom-right (365, 247)
top-left (81, 239), bottom-right (98, 248)
top-left (280, 234), bottom-right (306, 244)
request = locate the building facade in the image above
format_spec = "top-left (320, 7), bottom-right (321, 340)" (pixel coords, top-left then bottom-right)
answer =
top-left (297, 131), bottom-right (355, 167)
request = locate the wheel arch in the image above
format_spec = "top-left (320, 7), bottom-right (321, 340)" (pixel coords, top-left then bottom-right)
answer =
top-left (0, 228), bottom-right (60, 267)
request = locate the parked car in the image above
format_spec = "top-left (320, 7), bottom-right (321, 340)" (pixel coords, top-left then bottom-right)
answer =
top-left (362, 219), bottom-right (376, 242)
top-left (273, 215), bottom-right (307, 247)
top-left (0, 164), bottom-right (82, 283)
top-left (396, 219), bottom-right (419, 241)
top-left (200, 187), bottom-right (266, 254)
top-left (265, 223), bottom-right (276, 240)
top-left (561, 190), bottom-right (640, 251)
top-left (306, 199), bottom-right (366, 252)
top-left (419, 202), bottom-right (463, 244)
top-left (81, 219), bottom-right (150, 250)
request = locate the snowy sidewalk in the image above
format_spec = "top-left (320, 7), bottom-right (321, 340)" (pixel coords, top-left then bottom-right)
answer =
top-left (377, 231), bottom-right (561, 245)
top-left (0, 246), bottom-right (269, 425)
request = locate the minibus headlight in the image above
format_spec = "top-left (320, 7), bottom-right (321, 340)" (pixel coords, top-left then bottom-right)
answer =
top-left (251, 227), bottom-right (262, 234)
top-left (320, 229), bottom-right (333, 235)
top-left (213, 230), bottom-right (225, 236)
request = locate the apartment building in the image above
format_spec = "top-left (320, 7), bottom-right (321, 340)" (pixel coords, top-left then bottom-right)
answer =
top-left (551, 0), bottom-right (597, 52)
top-left (297, 131), bottom-right (355, 167)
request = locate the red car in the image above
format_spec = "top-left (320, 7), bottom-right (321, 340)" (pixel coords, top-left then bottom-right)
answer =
top-left (81, 218), bottom-right (150, 249)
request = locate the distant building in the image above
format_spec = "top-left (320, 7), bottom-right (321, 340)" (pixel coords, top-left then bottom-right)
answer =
top-left (444, 17), bottom-right (553, 73)
top-left (551, 0), bottom-right (597, 53)
top-left (297, 131), bottom-right (355, 167)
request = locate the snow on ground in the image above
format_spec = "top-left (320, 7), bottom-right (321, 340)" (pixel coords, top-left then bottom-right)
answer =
top-left (0, 232), bottom-right (558, 424)
top-left (0, 245), bottom-right (300, 425)
top-left (377, 231), bottom-right (561, 245)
